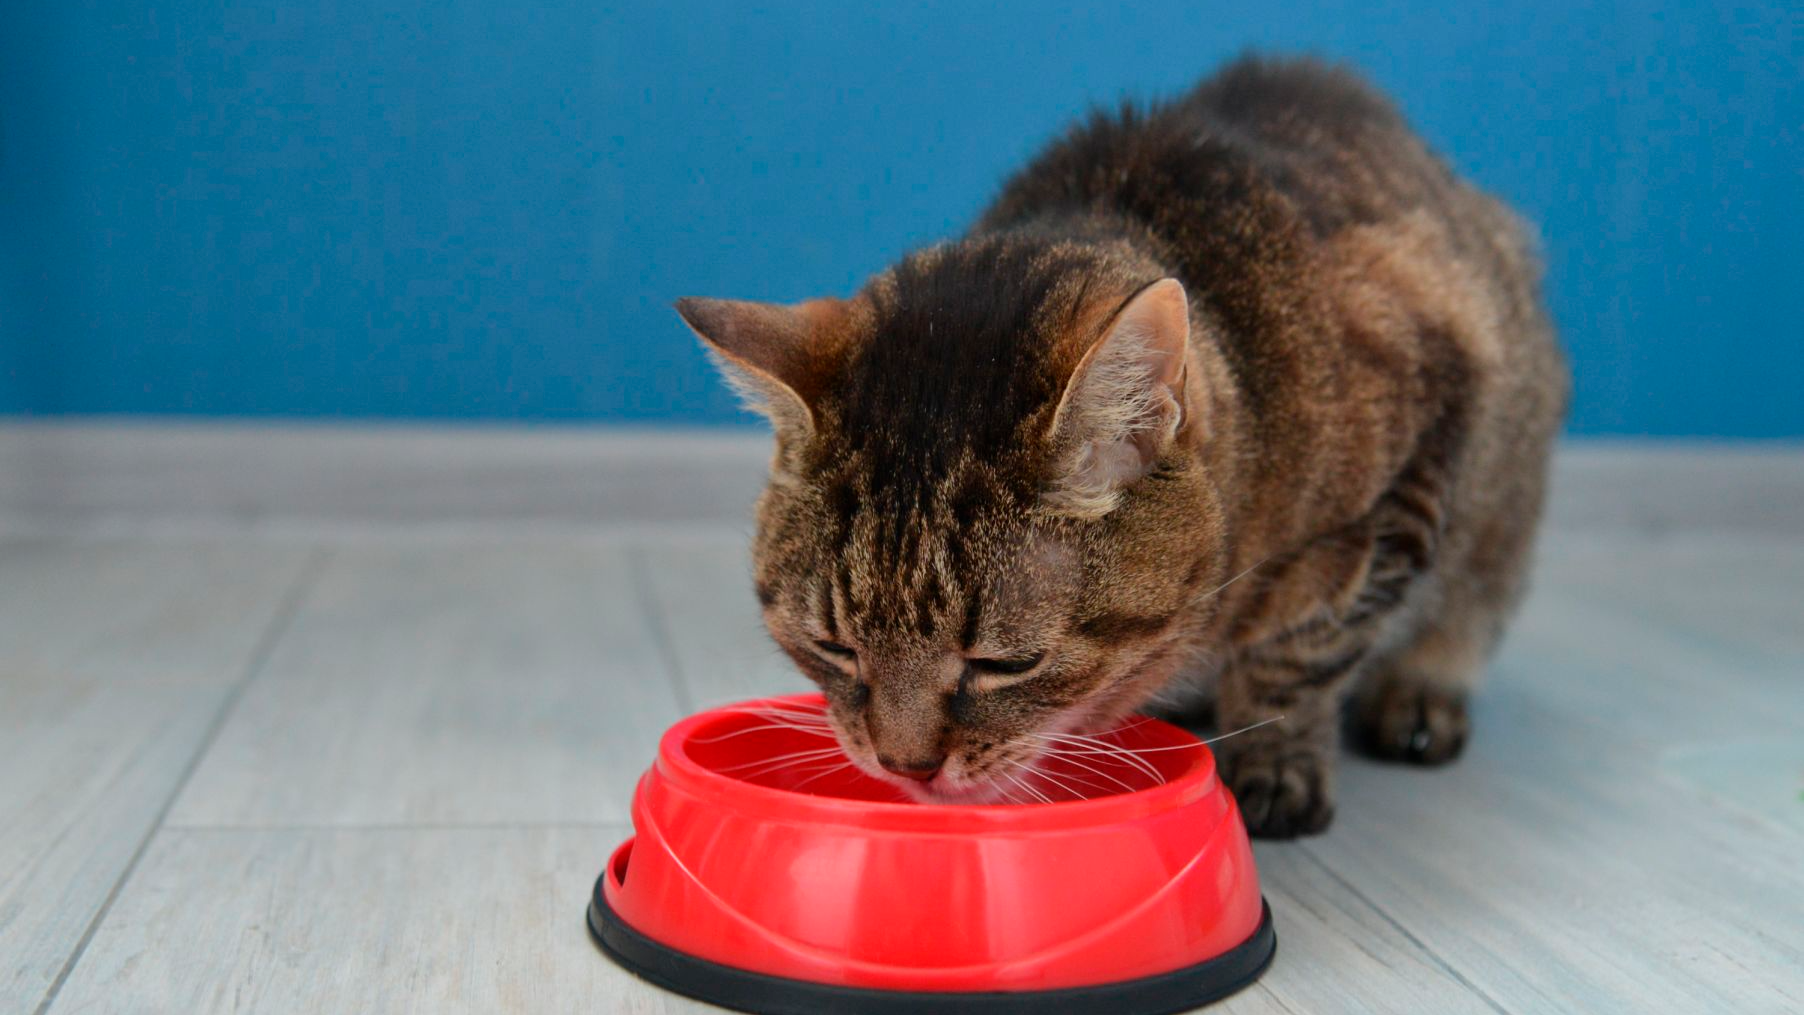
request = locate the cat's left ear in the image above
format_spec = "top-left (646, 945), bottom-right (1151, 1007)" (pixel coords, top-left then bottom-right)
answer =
top-left (1042, 278), bottom-right (1192, 518)
top-left (675, 296), bottom-right (851, 440)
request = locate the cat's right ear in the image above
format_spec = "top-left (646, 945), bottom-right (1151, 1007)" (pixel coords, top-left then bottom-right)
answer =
top-left (1041, 278), bottom-right (1193, 518)
top-left (675, 297), bottom-right (847, 440)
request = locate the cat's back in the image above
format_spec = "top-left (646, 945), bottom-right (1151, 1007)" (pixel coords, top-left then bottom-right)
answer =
top-left (983, 54), bottom-right (1557, 390)
top-left (981, 55), bottom-right (1565, 538)
top-left (981, 55), bottom-right (1505, 267)
top-left (1174, 57), bottom-right (1461, 235)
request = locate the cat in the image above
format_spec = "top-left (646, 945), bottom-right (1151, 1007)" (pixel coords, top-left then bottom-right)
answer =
top-left (675, 56), bottom-right (1567, 837)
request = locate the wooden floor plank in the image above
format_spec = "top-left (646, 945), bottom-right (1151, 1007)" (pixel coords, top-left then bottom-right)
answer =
top-left (165, 543), bottom-right (686, 829)
top-left (0, 538), bottom-right (317, 1014)
top-left (1310, 752), bottom-right (1804, 1013)
top-left (1535, 532), bottom-right (1804, 664)
top-left (634, 535), bottom-right (811, 709)
top-left (12, 480), bottom-right (1804, 1012)
top-left (1293, 570), bottom-right (1804, 1014)
top-left (1502, 564), bottom-right (1804, 749)
top-left (39, 827), bottom-right (1509, 1015)
top-left (41, 827), bottom-right (699, 1015)
top-left (0, 423), bottom-right (768, 530)
top-left (1226, 845), bottom-right (1501, 1015)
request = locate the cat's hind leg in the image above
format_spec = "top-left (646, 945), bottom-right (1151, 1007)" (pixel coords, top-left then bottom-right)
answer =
top-left (1353, 517), bottom-right (1532, 765)
top-left (1353, 616), bottom-right (1483, 765)
top-left (1354, 448), bottom-right (1548, 766)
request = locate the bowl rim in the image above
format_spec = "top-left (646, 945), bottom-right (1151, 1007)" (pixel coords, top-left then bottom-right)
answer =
top-left (652, 693), bottom-right (1223, 833)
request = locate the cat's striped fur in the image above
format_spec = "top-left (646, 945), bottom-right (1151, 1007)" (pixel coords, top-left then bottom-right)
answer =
top-left (677, 57), bottom-right (1566, 836)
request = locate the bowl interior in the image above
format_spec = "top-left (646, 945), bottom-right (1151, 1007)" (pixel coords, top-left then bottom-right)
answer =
top-left (679, 698), bottom-right (1206, 805)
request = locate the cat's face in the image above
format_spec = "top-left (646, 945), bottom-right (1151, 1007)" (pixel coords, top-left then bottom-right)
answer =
top-left (681, 238), bottom-right (1229, 802)
top-left (748, 459), bottom-right (1226, 803)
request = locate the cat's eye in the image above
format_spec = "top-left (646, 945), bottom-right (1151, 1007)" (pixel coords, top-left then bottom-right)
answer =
top-left (813, 639), bottom-right (857, 661)
top-left (968, 652), bottom-right (1045, 676)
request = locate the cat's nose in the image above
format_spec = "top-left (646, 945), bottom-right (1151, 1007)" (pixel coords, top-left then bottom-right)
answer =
top-left (878, 755), bottom-right (943, 782)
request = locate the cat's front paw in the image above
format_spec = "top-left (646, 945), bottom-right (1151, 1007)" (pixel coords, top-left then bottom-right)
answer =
top-left (1220, 744), bottom-right (1336, 838)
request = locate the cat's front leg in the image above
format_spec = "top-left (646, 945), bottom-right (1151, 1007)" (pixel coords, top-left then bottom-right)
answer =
top-left (1213, 629), bottom-right (1370, 838)
top-left (1212, 451), bottom-right (1452, 836)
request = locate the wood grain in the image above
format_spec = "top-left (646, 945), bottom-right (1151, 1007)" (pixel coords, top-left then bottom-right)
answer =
top-left (0, 538), bottom-right (316, 1014)
top-left (8, 439), bottom-right (1803, 1013)
top-left (0, 423), bottom-right (768, 530)
top-left (1292, 557), bottom-right (1804, 1015)
top-left (164, 542), bottom-right (685, 829)
top-left (634, 534), bottom-right (808, 710)
top-left (46, 825), bottom-right (1509, 1015)
top-left (1231, 846), bottom-right (1502, 1015)
top-left (1534, 532), bottom-right (1804, 662)
top-left (43, 827), bottom-right (699, 1015)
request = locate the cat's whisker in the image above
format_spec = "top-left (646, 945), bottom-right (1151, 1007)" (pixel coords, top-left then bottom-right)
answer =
top-left (732, 712), bottom-right (835, 731)
top-left (692, 713), bottom-right (833, 739)
top-left (716, 747), bottom-right (845, 774)
top-left (1200, 715), bottom-right (1285, 745)
top-left (1037, 739), bottom-right (1196, 756)
top-left (1003, 771), bottom-right (1046, 804)
top-left (785, 759), bottom-right (859, 793)
top-left (1104, 716), bottom-right (1158, 735)
top-left (716, 745), bottom-right (846, 778)
top-left (1022, 762), bottom-right (1092, 801)
top-left (1001, 769), bottom-right (1055, 805)
top-left (1047, 768), bottom-right (1113, 795)
top-left (1023, 714), bottom-right (1285, 794)
top-left (1038, 717), bottom-right (1285, 756)
top-left (1030, 748), bottom-right (1140, 794)
top-left (690, 719), bottom-right (836, 744)
top-left (749, 701), bottom-right (829, 713)
top-left (777, 755), bottom-right (844, 777)
top-left (1029, 732), bottom-right (1166, 783)
top-left (731, 703), bottom-right (832, 722)
top-left (722, 704), bottom-right (834, 725)
top-left (1196, 553), bottom-right (1277, 603)
top-left (725, 756), bottom-right (847, 782)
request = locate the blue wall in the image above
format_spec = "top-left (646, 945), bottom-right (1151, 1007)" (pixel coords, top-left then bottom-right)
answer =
top-left (1, 1), bottom-right (1799, 436)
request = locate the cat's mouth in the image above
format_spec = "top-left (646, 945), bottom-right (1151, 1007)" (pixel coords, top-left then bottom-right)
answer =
top-left (834, 744), bottom-right (1029, 805)
top-left (869, 750), bottom-right (1054, 806)
top-left (825, 712), bottom-right (1090, 805)
top-left (893, 775), bottom-right (1016, 806)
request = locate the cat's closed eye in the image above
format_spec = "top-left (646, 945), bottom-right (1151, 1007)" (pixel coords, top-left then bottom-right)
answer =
top-left (962, 653), bottom-right (1050, 695)
top-left (968, 652), bottom-right (1045, 676)
top-left (813, 639), bottom-right (857, 661)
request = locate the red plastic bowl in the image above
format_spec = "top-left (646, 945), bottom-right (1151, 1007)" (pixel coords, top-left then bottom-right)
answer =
top-left (588, 694), bottom-right (1273, 1014)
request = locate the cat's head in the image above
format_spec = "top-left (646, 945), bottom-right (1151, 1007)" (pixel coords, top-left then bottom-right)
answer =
top-left (679, 236), bottom-right (1230, 803)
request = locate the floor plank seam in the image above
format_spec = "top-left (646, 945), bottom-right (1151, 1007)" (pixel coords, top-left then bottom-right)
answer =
top-left (1294, 842), bottom-right (1517, 1015)
top-left (625, 544), bottom-right (700, 715)
top-left (1255, 981), bottom-right (1303, 1014)
top-left (28, 546), bottom-right (333, 1015)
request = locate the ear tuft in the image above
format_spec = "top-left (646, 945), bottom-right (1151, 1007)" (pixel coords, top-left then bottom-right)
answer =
top-left (1042, 278), bottom-right (1193, 519)
top-left (675, 297), bottom-right (830, 438)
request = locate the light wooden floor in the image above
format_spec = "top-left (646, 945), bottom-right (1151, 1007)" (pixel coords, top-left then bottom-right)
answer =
top-left (3, 432), bottom-right (1802, 1014)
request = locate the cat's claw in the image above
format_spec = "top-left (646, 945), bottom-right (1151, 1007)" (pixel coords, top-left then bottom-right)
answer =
top-left (1356, 681), bottom-right (1469, 766)
top-left (1222, 748), bottom-right (1335, 839)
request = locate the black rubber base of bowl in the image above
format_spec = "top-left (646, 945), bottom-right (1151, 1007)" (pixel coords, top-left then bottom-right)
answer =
top-left (587, 873), bottom-right (1275, 1015)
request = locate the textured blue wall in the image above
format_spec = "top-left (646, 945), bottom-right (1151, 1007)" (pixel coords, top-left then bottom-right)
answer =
top-left (1, 2), bottom-right (1798, 435)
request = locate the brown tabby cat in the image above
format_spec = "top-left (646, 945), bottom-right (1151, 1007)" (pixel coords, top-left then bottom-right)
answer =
top-left (676, 57), bottom-right (1566, 837)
